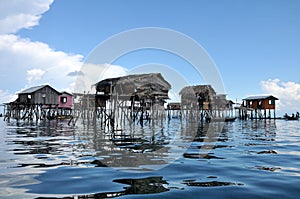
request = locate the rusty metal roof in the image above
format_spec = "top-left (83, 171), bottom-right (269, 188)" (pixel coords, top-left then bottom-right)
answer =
top-left (243, 95), bottom-right (278, 101)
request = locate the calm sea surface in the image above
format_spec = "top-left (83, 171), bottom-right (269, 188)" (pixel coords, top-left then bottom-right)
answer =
top-left (0, 118), bottom-right (300, 199)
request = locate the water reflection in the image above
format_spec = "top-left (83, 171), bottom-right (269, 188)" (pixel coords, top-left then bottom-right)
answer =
top-left (4, 119), bottom-right (237, 169)
top-left (5, 119), bottom-right (281, 171)
top-left (77, 176), bottom-right (169, 199)
top-left (3, 119), bottom-right (300, 198)
top-left (4, 120), bottom-right (183, 169)
top-left (32, 176), bottom-right (168, 199)
top-left (31, 174), bottom-right (244, 199)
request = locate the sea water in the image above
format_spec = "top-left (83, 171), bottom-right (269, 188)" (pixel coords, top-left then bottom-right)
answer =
top-left (0, 118), bottom-right (299, 199)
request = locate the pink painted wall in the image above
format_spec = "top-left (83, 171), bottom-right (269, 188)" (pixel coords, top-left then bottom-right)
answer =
top-left (58, 92), bottom-right (73, 109)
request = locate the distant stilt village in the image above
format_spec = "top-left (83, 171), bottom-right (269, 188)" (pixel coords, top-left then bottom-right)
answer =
top-left (2, 73), bottom-right (284, 129)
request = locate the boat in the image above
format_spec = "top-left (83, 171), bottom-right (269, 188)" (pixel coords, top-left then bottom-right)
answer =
top-left (283, 113), bottom-right (299, 120)
top-left (284, 116), bottom-right (299, 121)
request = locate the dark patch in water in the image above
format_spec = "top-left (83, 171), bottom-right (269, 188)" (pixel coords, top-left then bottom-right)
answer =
top-left (16, 162), bottom-right (72, 168)
top-left (182, 180), bottom-right (244, 187)
top-left (90, 159), bottom-right (108, 167)
top-left (255, 166), bottom-right (281, 172)
top-left (207, 176), bottom-right (218, 179)
top-left (113, 176), bottom-right (169, 194)
top-left (213, 144), bottom-right (232, 149)
top-left (183, 153), bottom-right (224, 159)
top-left (257, 150), bottom-right (277, 154)
top-left (34, 176), bottom-right (169, 199)
top-left (190, 144), bottom-right (232, 149)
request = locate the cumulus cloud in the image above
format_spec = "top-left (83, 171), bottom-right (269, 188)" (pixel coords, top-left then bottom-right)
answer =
top-left (75, 63), bottom-right (128, 93)
top-left (0, 34), bottom-right (83, 96)
top-left (261, 78), bottom-right (300, 114)
top-left (0, 0), bottom-right (53, 34)
top-left (0, 0), bottom-right (84, 104)
top-left (67, 71), bottom-right (84, 77)
top-left (0, 90), bottom-right (14, 104)
top-left (27, 68), bottom-right (46, 84)
top-left (0, 0), bottom-right (129, 105)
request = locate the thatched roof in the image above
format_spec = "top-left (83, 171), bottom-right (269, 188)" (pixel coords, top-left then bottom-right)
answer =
top-left (95, 73), bottom-right (171, 100)
top-left (180, 85), bottom-right (216, 96)
top-left (179, 85), bottom-right (216, 102)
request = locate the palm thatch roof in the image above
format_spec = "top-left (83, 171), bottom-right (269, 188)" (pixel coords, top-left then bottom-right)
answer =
top-left (179, 85), bottom-right (216, 103)
top-left (95, 73), bottom-right (171, 100)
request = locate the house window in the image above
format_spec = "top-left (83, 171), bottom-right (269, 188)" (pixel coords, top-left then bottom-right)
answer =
top-left (60, 96), bottom-right (67, 103)
top-left (27, 94), bottom-right (31, 99)
top-left (269, 99), bottom-right (274, 105)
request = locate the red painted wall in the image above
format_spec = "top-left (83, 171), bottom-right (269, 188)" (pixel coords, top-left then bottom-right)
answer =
top-left (58, 93), bottom-right (73, 109)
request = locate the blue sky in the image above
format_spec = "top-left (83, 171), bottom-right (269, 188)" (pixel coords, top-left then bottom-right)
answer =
top-left (0, 0), bottom-right (300, 114)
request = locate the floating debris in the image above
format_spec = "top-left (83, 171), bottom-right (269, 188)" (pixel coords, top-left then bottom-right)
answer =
top-left (255, 166), bottom-right (281, 172)
top-left (257, 150), bottom-right (278, 154)
top-left (182, 180), bottom-right (244, 187)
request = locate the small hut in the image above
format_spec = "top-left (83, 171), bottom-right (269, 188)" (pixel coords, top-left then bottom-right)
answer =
top-left (95, 73), bottom-right (170, 101)
top-left (17, 85), bottom-right (60, 105)
top-left (58, 91), bottom-right (73, 117)
top-left (179, 85), bottom-right (235, 121)
top-left (4, 85), bottom-right (62, 122)
top-left (240, 95), bottom-right (278, 119)
top-left (58, 92), bottom-right (73, 109)
top-left (179, 85), bottom-right (216, 110)
top-left (167, 102), bottom-right (181, 119)
top-left (179, 85), bottom-right (216, 121)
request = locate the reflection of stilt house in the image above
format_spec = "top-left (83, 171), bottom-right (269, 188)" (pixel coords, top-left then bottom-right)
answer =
top-left (4, 85), bottom-right (62, 122)
top-left (72, 93), bottom-right (96, 125)
top-left (94, 73), bottom-right (171, 130)
top-left (238, 95), bottom-right (278, 119)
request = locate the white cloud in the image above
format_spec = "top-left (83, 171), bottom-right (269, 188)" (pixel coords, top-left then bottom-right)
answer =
top-left (261, 78), bottom-right (300, 114)
top-left (0, 89), bottom-right (14, 104)
top-left (0, 34), bottom-right (84, 96)
top-left (0, 0), bottom-right (84, 104)
top-left (27, 68), bottom-right (46, 85)
top-left (75, 63), bottom-right (128, 93)
top-left (0, 0), bottom-right (129, 105)
top-left (0, 0), bottom-right (53, 34)
top-left (0, 33), bottom-right (129, 103)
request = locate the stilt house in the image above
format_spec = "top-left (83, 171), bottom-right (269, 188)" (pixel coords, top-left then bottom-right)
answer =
top-left (241, 95), bottom-right (278, 119)
top-left (4, 85), bottom-right (62, 122)
top-left (179, 85), bottom-right (216, 110)
top-left (179, 85), bottom-right (235, 120)
top-left (58, 92), bottom-right (73, 109)
top-left (93, 73), bottom-right (171, 129)
top-left (95, 73), bottom-right (171, 108)
top-left (16, 85), bottom-right (60, 105)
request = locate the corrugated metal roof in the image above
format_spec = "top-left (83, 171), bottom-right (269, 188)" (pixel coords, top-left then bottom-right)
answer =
top-left (243, 95), bottom-right (278, 100)
top-left (19, 85), bottom-right (47, 94)
top-left (19, 85), bottom-right (60, 94)
top-left (60, 91), bottom-right (73, 96)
